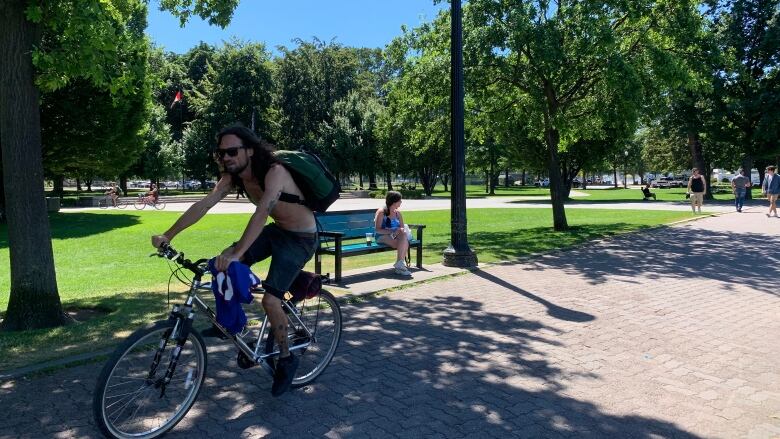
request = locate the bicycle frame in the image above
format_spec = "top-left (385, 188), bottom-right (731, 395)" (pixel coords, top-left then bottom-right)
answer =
top-left (172, 272), bottom-right (316, 376)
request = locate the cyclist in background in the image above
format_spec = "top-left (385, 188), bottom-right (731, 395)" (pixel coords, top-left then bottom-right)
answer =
top-left (104, 183), bottom-right (119, 207)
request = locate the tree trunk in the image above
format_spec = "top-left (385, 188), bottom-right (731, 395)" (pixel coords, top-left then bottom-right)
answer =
top-left (545, 126), bottom-right (568, 231)
top-left (53, 175), bottom-right (64, 197)
top-left (613, 167), bottom-right (618, 189)
top-left (385, 172), bottom-right (392, 191)
top-left (0, 142), bottom-right (5, 222)
top-left (687, 132), bottom-right (712, 200)
top-left (0, 0), bottom-right (68, 330)
top-left (86, 178), bottom-right (93, 192)
top-left (119, 175), bottom-right (128, 196)
top-left (504, 168), bottom-right (509, 188)
top-left (441, 173), bottom-right (449, 192)
top-left (358, 173), bottom-right (363, 189)
top-left (521, 169), bottom-right (526, 187)
top-left (368, 172), bottom-right (377, 190)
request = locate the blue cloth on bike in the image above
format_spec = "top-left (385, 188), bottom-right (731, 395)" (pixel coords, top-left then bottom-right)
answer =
top-left (207, 259), bottom-right (261, 334)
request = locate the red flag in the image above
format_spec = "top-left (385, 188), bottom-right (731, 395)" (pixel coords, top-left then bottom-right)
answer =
top-left (170, 90), bottom-right (182, 109)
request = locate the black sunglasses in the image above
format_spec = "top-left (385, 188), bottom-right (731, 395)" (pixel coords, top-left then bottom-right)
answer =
top-left (214, 146), bottom-right (246, 159)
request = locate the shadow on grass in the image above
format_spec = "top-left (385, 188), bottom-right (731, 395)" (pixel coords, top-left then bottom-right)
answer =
top-left (0, 291), bottom-right (176, 371)
top-left (0, 212), bottom-right (142, 250)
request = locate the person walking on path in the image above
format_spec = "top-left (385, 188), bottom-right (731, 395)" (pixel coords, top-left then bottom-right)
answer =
top-left (761, 165), bottom-right (780, 217)
top-left (374, 191), bottom-right (412, 276)
top-left (687, 168), bottom-right (707, 213)
top-left (731, 169), bottom-right (751, 212)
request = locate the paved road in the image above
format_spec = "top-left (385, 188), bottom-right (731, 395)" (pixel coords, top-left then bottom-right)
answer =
top-left (2, 208), bottom-right (779, 438)
top-left (155, 195), bottom-right (745, 214)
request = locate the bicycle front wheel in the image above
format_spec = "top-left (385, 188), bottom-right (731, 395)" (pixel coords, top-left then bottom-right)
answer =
top-left (93, 320), bottom-right (207, 439)
top-left (134, 199), bottom-right (146, 210)
top-left (153, 201), bottom-right (166, 210)
top-left (99, 199), bottom-right (109, 209)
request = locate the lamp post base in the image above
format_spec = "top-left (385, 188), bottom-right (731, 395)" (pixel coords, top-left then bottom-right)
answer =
top-left (442, 245), bottom-right (478, 268)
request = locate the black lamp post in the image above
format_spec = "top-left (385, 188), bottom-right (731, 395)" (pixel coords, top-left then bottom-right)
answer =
top-left (443, 0), bottom-right (478, 268)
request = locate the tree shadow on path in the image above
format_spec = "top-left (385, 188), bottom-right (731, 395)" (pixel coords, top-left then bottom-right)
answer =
top-left (520, 224), bottom-right (780, 295)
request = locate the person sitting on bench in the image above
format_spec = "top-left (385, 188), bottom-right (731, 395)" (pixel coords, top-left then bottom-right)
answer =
top-left (642, 182), bottom-right (656, 200)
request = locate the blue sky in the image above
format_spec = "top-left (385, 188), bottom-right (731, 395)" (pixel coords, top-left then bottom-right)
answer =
top-left (146, 1), bottom-right (446, 54)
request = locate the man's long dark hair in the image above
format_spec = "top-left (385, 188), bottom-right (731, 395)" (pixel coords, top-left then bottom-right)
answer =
top-left (215, 125), bottom-right (278, 190)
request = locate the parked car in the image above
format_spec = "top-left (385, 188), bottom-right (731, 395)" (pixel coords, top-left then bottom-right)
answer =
top-left (183, 180), bottom-right (201, 190)
top-left (669, 176), bottom-right (686, 188)
top-left (534, 178), bottom-right (550, 187)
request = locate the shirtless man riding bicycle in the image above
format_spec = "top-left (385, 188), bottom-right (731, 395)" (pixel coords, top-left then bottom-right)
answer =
top-left (151, 125), bottom-right (318, 397)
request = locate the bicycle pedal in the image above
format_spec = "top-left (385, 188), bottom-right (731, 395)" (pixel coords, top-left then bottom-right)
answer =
top-left (237, 341), bottom-right (257, 369)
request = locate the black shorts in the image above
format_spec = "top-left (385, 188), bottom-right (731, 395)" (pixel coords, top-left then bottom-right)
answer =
top-left (240, 223), bottom-right (317, 300)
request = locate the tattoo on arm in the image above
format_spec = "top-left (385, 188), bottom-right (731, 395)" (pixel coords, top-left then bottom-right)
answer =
top-left (267, 190), bottom-right (281, 214)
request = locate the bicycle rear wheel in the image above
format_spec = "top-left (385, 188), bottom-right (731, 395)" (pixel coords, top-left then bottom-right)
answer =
top-left (134, 199), bottom-right (146, 210)
top-left (99, 199), bottom-right (109, 209)
top-left (264, 290), bottom-right (341, 387)
top-left (93, 320), bottom-right (207, 439)
top-left (116, 199), bottom-right (127, 209)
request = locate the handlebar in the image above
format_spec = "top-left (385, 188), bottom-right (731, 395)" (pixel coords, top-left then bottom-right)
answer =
top-left (156, 243), bottom-right (207, 277)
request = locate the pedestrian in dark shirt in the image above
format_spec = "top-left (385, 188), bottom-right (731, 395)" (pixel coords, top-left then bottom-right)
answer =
top-left (687, 168), bottom-right (706, 214)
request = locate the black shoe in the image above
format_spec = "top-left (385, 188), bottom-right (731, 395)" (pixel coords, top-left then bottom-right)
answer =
top-left (200, 325), bottom-right (228, 340)
top-left (271, 354), bottom-right (299, 397)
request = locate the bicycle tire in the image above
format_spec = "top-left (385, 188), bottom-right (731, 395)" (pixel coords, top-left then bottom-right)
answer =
top-left (153, 201), bottom-right (166, 210)
top-left (99, 199), bottom-right (108, 209)
top-left (93, 320), bottom-right (207, 439)
top-left (134, 199), bottom-right (146, 210)
top-left (116, 199), bottom-right (127, 209)
top-left (265, 290), bottom-right (342, 388)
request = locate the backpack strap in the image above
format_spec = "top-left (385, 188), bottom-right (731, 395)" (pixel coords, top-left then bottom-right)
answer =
top-left (279, 192), bottom-right (305, 205)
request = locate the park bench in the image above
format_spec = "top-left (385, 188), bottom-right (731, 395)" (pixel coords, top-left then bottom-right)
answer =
top-left (314, 209), bottom-right (425, 282)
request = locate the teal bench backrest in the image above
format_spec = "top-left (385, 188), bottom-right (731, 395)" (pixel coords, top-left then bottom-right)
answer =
top-left (315, 209), bottom-right (377, 240)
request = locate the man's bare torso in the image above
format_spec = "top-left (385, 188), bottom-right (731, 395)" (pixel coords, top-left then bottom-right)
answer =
top-left (234, 164), bottom-right (316, 233)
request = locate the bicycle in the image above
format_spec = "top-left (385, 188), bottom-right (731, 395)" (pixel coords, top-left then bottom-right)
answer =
top-left (92, 244), bottom-right (342, 439)
top-left (134, 194), bottom-right (166, 210)
top-left (99, 195), bottom-right (127, 209)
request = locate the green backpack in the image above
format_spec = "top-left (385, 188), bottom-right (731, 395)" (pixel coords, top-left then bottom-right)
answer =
top-left (272, 150), bottom-right (340, 212)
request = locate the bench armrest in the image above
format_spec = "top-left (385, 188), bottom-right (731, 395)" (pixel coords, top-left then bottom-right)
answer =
top-left (318, 231), bottom-right (344, 238)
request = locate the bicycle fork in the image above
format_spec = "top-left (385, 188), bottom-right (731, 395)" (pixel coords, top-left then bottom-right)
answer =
top-left (148, 305), bottom-right (195, 398)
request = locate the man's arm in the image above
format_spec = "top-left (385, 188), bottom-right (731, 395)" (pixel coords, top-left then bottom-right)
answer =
top-left (217, 166), bottom-right (285, 270)
top-left (151, 175), bottom-right (231, 248)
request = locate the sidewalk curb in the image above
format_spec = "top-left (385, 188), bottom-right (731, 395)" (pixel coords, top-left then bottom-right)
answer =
top-left (0, 349), bottom-right (113, 381)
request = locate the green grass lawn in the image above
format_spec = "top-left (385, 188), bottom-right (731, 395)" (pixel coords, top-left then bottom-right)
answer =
top-left (430, 184), bottom-right (551, 198)
top-left (574, 187), bottom-right (739, 202)
top-left (0, 207), bottom-right (690, 370)
top-left (429, 184), bottom-right (743, 203)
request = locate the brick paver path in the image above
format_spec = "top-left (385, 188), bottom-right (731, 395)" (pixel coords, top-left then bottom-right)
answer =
top-left (2, 209), bottom-right (779, 438)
